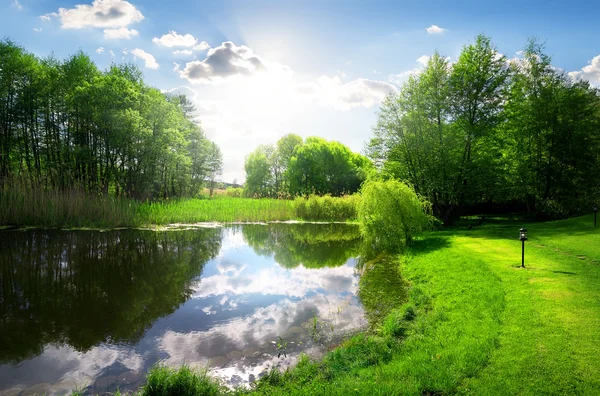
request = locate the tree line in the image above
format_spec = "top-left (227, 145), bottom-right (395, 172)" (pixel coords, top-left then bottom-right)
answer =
top-left (368, 36), bottom-right (600, 223)
top-left (244, 134), bottom-right (373, 197)
top-left (0, 39), bottom-right (222, 200)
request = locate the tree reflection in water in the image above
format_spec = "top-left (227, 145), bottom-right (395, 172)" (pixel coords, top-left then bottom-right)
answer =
top-left (0, 228), bottom-right (222, 363)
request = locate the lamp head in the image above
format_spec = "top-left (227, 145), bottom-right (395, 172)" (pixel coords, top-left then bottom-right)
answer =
top-left (519, 227), bottom-right (528, 241)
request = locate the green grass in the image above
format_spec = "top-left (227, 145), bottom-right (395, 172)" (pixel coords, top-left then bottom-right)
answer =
top-left (138, 197), bottom-right (297, 224)
top-left (116, 213), bottom-right (600, 395)
top-left (0, 189), bottom-right (359, 228)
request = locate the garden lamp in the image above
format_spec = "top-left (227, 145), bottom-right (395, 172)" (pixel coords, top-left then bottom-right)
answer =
top-left (519, 227), bottom-right (528, 268)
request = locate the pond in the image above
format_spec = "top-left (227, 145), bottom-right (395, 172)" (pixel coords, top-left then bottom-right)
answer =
top-left (0, 223), bottom-right (405, 395)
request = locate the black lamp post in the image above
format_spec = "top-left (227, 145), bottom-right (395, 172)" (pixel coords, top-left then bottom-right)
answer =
top-left (519, 227), bottom-right (528, 268)
top-left (594, 206), bottom-right (598, 228)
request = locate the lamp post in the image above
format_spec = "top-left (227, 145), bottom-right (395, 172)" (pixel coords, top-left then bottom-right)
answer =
top-left (519, 227), bottom-right (528, 268)
top-left (594, 206), bottom-right (598, 228)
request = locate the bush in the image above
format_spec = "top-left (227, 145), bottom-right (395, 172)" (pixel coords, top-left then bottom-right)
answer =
top-left (225, 187), bottom-right (243, 198)
top-left (293, 194), bottom-right (360, 221)
top-left (358, 180), bottom-right (432, 252)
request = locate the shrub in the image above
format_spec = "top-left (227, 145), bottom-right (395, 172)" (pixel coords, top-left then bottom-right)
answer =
top-left (358, 179), bottom-right (432, 252)
top-left (225, 187), bottom-right (243, 198)
top-left (293, 194), bottom-right (360, 221)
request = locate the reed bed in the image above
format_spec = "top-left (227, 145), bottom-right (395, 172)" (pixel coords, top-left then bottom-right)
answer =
top-left (0, 185), bottom-right (139, 228)
top-left (0, 187), bottom-right (360, 228)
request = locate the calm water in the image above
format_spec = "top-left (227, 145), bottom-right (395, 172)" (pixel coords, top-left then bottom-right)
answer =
top-left (0, 223), bottom-right (391, 395)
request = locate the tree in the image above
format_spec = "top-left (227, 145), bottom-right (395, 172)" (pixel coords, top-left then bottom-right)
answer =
top-left (0, 39), bottom-right (223, 200)
top-left (286, 137), bottom-right (372, 196)
top-left (275, 133), bottom-right (303, 192)
top-left (449, 34), bottom-right (509, 209)
top-left (503, 39), bottom-right (600, 217)
top-left (244, 145), bottom-right (273, 197)
top-left (368, 34), bottom-right (600, 221)
top-left (205, 141), bottom-right (223, 196)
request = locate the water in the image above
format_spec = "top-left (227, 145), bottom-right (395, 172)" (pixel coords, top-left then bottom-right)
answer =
top-left (0, 223), bottom-right (371, 395)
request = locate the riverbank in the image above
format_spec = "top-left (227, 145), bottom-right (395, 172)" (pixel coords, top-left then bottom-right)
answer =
top-left (115, 214), bottom-right (600, 395)
top-left (0, 188), bottom-right (359, 228)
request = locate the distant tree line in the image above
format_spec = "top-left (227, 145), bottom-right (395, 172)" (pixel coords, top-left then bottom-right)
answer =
top-left (244, 134), bottom-right (373, 197)
top-left (0, 39), bottom-right (222, 200)
top-left (368, 36), bottom-right (600, 223)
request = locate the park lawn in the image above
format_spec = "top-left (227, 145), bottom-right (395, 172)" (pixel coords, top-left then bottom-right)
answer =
top-left (243, 214), bottom-right (600, 395)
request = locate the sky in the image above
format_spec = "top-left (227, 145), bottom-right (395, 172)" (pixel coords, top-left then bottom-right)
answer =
top-left (2, 0), bottom-right (600, 183)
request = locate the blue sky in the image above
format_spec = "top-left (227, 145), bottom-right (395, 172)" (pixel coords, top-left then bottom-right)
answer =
top-left (2, 0), bottom-right (599, 182)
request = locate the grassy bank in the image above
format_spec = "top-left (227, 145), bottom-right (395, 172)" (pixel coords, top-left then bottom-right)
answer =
top-left (0, 188), bottom-right (359, 228)
top-left (120, 214), bottom-right (600, 395)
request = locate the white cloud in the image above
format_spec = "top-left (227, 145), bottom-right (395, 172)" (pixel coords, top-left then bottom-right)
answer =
top-left (42, 0), bottom-right (144, 29)
top-left (426, 24), bottom-right (445, 34)
top-left (109, 50), bottom-right (115, 57)
top-left (131, 48), bottom-right (159, 69)
top-left (103, 27), bottom-right (139, 39)
top-left (96, 47), bottom-right (105, 54)
top-left (179, 41), bottom-right (275, 84)
top-left (40, 15), bottom-right (51, 21)
top-left (172, 62), bottom-right (181, 72)
top-left (300, 76), bottom-right (397, 111)
top-left (122, 49), bottom-right (128, 55)
top-left (33, 28), bottom-right (43, 32)
top-left (173, 49), bottom-right (193, 56)
top-left (194, 41), bottom-right (210, 51)
top-left (12, 0), bottom-right (23, 10)
top-left (569, 55), bottom-right (600, 85)
top-left (153, 30), bottom-right (197, 47)
top-left (416, 55), bottom-right (430, 66)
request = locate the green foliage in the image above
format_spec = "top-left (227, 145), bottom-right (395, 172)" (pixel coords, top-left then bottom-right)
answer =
top-left (358, 179), bottom-right (431, 251)
top-left (293, 194), bottom-right (359, 221)
top-left (0, 39), bottom-right (221, 200)
top-left (244, 135), bottom-right (372, 198)
top-left (287, 137), bottom-right (373, 197)
top-left (244, 145), bottom-right (274, 198)
top-left (369, 35), bottom-right (600, 222)
top-left (225, 187), bottom-right (243, 197)
top-left (141, 365), bottom-right (223, 396)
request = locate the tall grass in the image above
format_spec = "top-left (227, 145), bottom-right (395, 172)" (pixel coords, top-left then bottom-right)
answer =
top-left (0, 185), bottom-right (139, 228)
top-left (138, 197), bottom-right (297, 223)
top-left (0, 187), bottom-right (360, 228)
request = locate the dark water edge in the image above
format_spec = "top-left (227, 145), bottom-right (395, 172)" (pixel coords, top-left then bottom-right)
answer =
top-left (0, 224), bottom-right (405, 395)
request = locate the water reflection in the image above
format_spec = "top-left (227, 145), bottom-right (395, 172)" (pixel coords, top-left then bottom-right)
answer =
top-left (242, 223), bottom-right (362, 269)
top-left (0, 224), bottom-right (372, 395)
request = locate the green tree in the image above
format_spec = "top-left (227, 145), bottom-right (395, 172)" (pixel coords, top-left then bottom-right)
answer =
top-left (244, 145), bottom-right (274, 197)
top-left (205, 141), bottom-right (223, 196)
top-left (287, 137), bottom-right (371, 196)
top-left (358, 179), bottom-right (432, 251)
